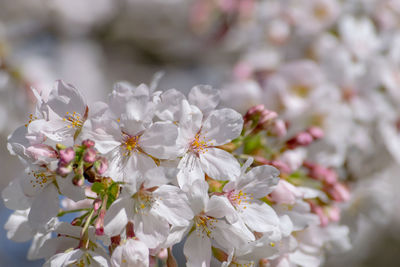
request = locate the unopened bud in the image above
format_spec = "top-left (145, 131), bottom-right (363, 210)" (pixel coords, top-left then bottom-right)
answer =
top-left (93, 198), bottom-right (102, 212)
top-left (82, 139), bottom-right (95, 148)
top-left (259, 110), bottom-right (278, 125)
top-left (271, 119), bottom-right (287, 137)
top-left (95, 209), bottom-right (105, 236)
top-left (307, 126), bottom-right (324, 139)
top-left (244, 105), bottom-right (265, 123)
top-left (310, 202), bottom-right (329, 227)
top-left (326, 183), bottom-right (350, 202)
top-left (59, 147), bottom-right (75, 165)
top-left (94, 157), bottom-right (108, 175)
top-left (83, 148), bottom-right (97, 163)
top-left (286, 132), bottom-right (313, 149)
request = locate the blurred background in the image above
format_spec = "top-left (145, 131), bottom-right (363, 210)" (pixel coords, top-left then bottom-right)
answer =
top-left (1, 0), bottom-right (400, 266)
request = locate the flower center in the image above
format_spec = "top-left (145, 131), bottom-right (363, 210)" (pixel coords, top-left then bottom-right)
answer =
top-left (134, 189), bottom-right (156, 213)
top-left (25, 114), bottom-right (38, 127)
top-left (122, 134), bottom-right (141, 156)
top-left (63, 111), bottom-right (83, 129)
top-left (29, 170), bottom-right (54, 188)
top-left (190, 133), bottom-right (212, 154)
top-left (194, 213), bottom-right (217, 238)
top-left (227, 190), bottom-right (253, 210)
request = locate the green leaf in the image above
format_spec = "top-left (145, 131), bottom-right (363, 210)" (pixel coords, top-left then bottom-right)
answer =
top-left (106, 183), bottom-right (120, 208)
top-left (243, 134), bottom-right (262, 154)
top-left (91, 182), bottom-right (105, 194)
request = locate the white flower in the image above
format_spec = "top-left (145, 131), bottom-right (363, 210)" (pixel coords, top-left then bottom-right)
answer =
top-left (176, 103), bottom-right (243, 189)
top-left (13, 163), bottom-right (85, 229)
top-left (111, 238), bottom-right (149, 267)
top-left (29, 80), bottom-right (88, 144)
top-left (183, 180), bottom-right (254, 267)
top-left (104, 169), bottom-right (193, 249)
top-left (83, 83), bottom-right (179, 183)
top-left (213, 159), bottom-right (281, 233)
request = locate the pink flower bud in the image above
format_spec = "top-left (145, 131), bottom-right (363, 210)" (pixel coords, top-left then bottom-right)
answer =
top-left (93, 198), bottom-right (102, 212)
top-left (310, 202), bottom-right (329, 227)
top-left (83, 148), bottom-right (97, 163)
top-left (327, 206), bottom-right (341, 222)
top-left (286, 132), bottom-right (313, 149)
top-left (271, 119), bottom-right (287, 137)
top-left (259, 110), bottom-right (278, 125)
top-left (94, 157), bottom-right (108, 175)
top-left (244, 105), bottom-right (265, 121)
top-left (59, 147), bottom-right (75, 165)
top-left (95, 209), bottom-right (105, 236)
top-left (306, 163), bottom-right (338, 184)
top-left (82, 139), bottom-right (95, 148)
top-left (327, 183), bottom-right (350, 202)
top-left (307, 126), bottom-right (324, 139)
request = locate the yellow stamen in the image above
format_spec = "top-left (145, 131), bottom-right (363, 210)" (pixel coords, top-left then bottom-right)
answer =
top-left (64, 111), bottom-right (83, 129)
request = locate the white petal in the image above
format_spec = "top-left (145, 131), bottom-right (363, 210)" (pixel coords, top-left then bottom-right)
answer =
top-left (241, 202), bottom-right (280, 232)
top-left (187, 179), bottom-right (209, 215)
top-left (120, 96), bottom-right (154, 135)
top-left (156, 89), bottom-right (186, 121)
top-left (279, 215), bottom-right (294, 237)
top-left (240, 165), bottom-right (280, 198)
top-left (140, 122), bottom-right (179, 159)
top-left (37, 236), bottom-right (78, 260)
top-left (177, 153), bottom-right (204, 190)
top-left (152, 185), bottom-right (193, 226)
top-left (188, 85), bottom-right (220, 117)
top-left (47, 80), bottom-right (87, 117)
top-left (206, 195), bottom-right (238, 223)
top-left (199, 148), bottom-right (240, 180)
top-left (212, 219), bottom-right (254, 250)
top-left (28, 183), bottom-right (59, 230)
top-left (163, 224), bottom-right (191, 248)
top-left (134, 213), bottom-right (169, 249)
top-left (177, 100), bottom-right (202, 147)
top-left (184, 233), bottom-right (211, 267)
top-left (28, 232), bottom-right (52, 260)
top-left (104, 197), bottom-right (130, 237)
top-left (90, 250), bottom-right (111, 267)
top-left (56, 175), bottom-right (86, 202)
top-left (200, 108), bottom-right (243, 146)
top-left (5, 210), bottom-right (34, 242)
top-left (2, 178), bottom-right (31, 210)
top-left (55, 222), bottom-right (84, 237)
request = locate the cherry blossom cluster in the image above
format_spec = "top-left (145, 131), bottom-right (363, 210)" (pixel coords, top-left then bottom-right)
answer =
top-left (1, 79), bottom-right (351, 266)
